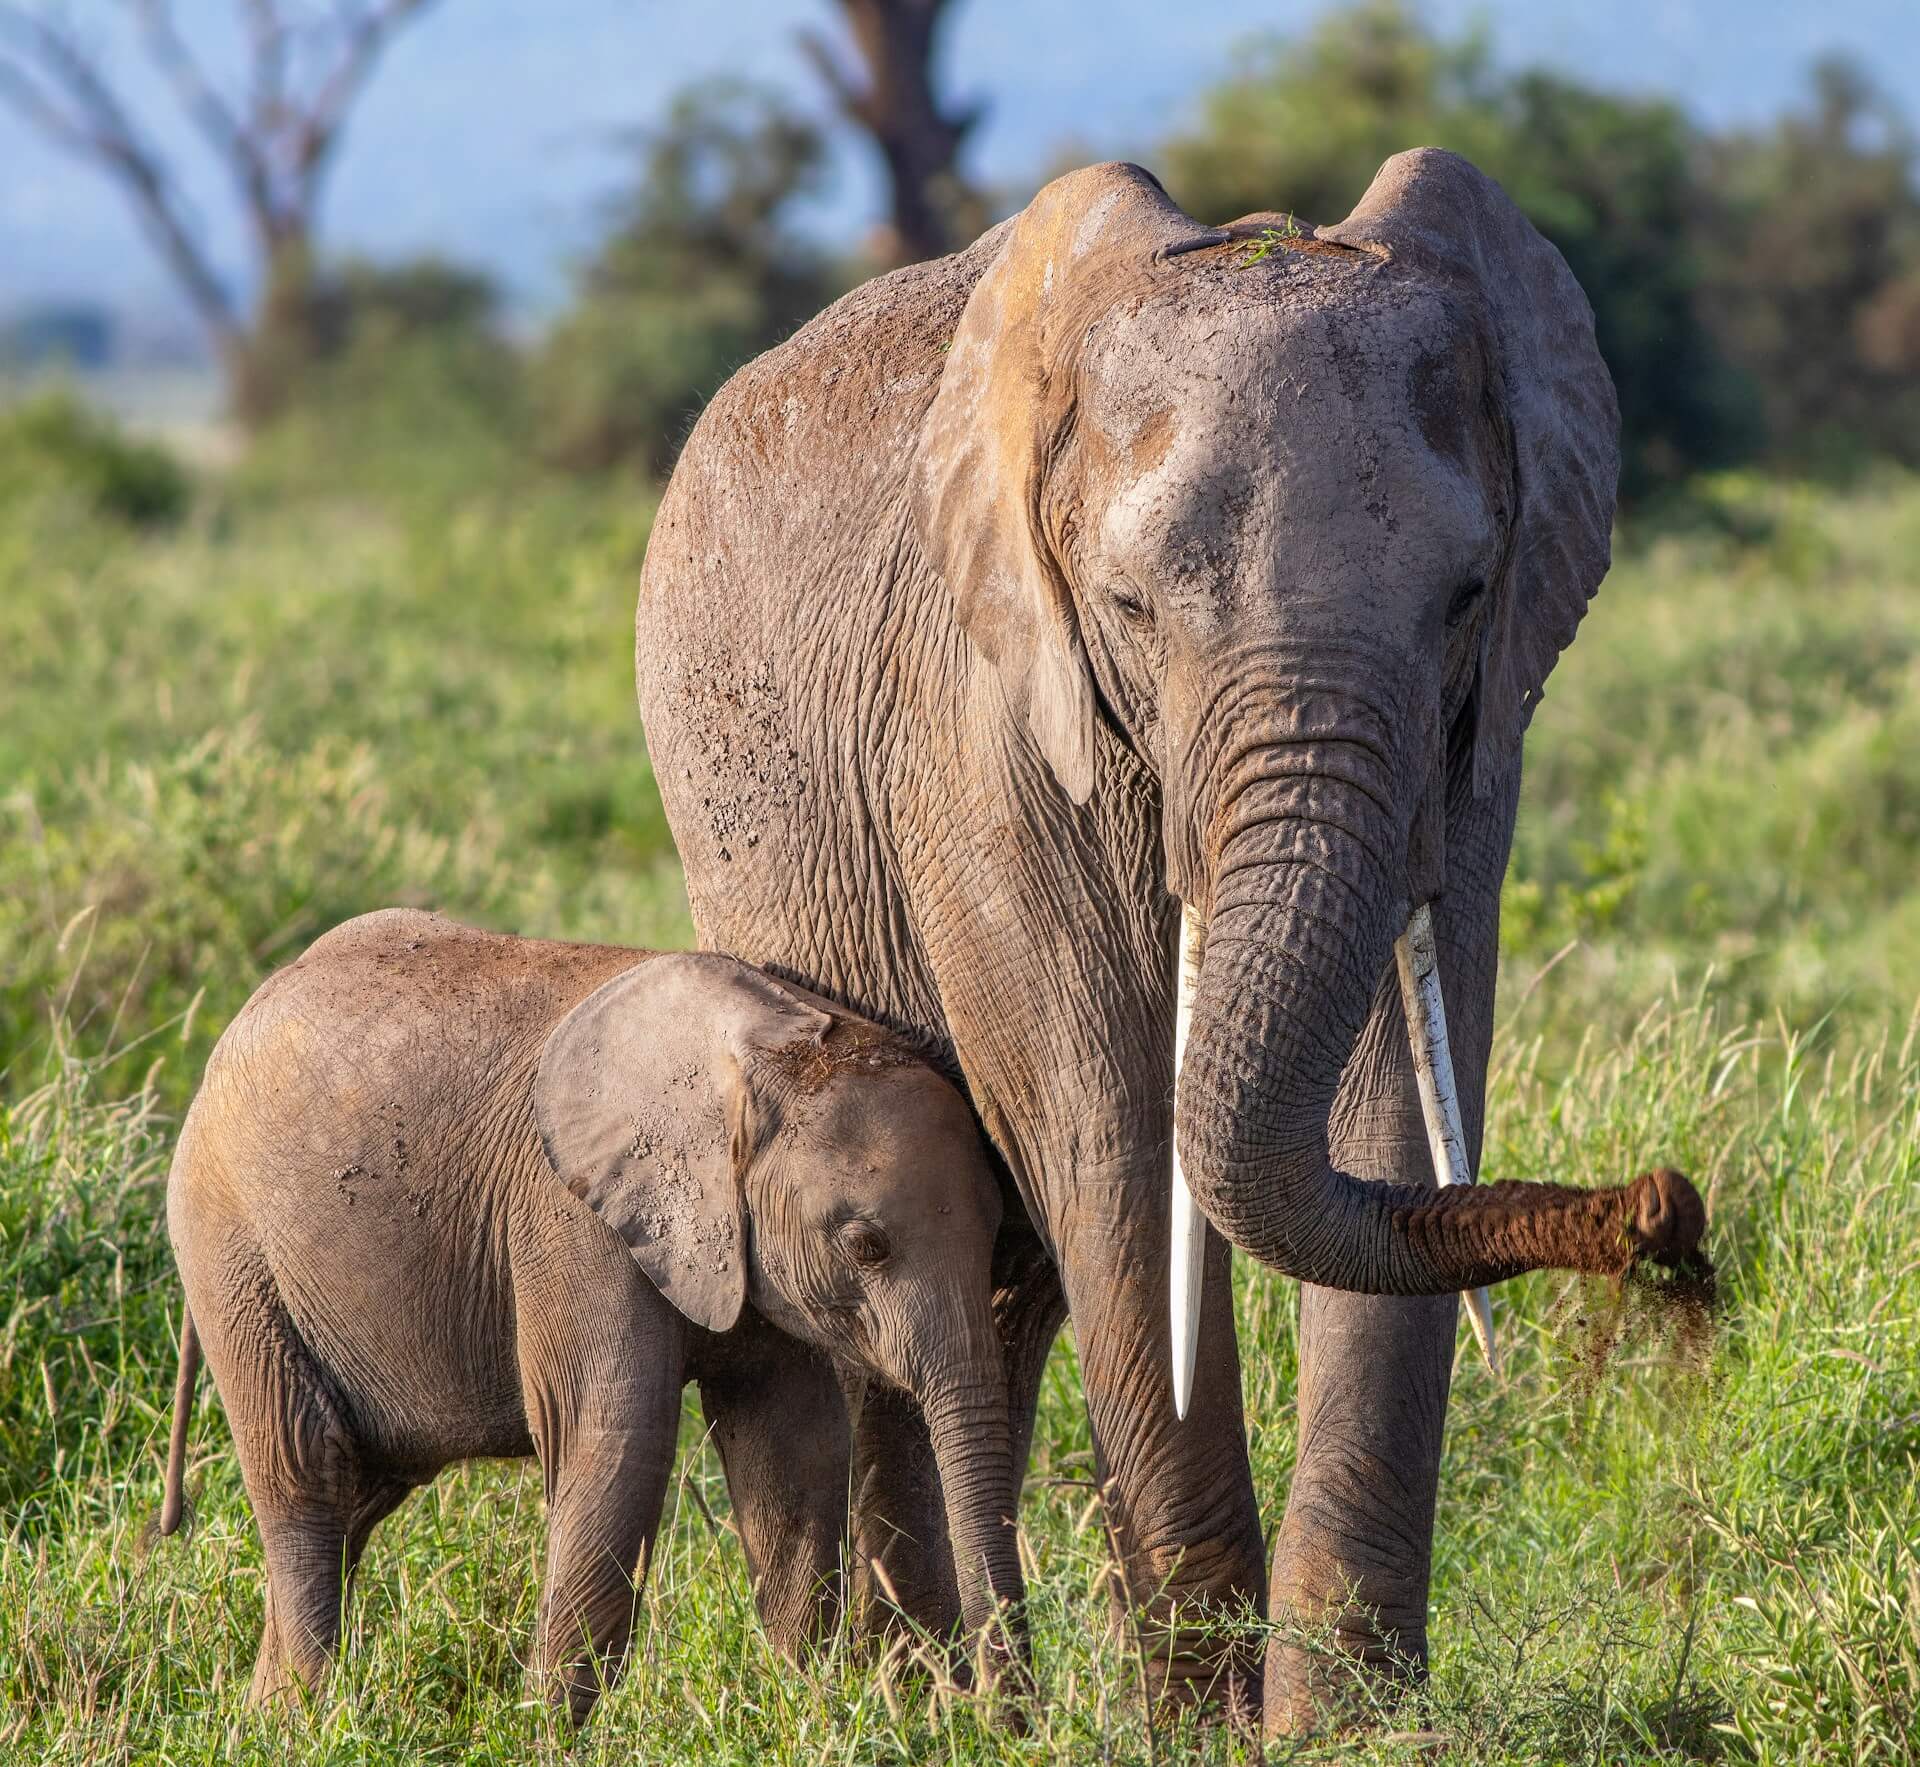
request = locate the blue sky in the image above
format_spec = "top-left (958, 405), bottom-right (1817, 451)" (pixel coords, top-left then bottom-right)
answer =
top-left (3, 0), bottom-right (1915, 330)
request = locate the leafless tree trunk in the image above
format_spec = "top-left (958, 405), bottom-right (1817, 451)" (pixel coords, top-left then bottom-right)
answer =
top-left (0, 0), bottom-right (444, 425)
top-left (800, 0), bottom-right (981, 266)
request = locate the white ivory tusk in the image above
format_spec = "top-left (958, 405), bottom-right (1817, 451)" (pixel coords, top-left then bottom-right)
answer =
top-left (1394, 902), bottom-right (1499, 1375)
top-left (1169, 901), bottom-right (1207, 1420)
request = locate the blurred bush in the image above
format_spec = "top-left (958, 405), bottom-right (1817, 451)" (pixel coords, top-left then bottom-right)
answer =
top-left (243, 257), bottom-right (530, 501)
top-left (0, 392), bottom-right (188, 527)
top-left (532, 80), bottom-right (844, 477)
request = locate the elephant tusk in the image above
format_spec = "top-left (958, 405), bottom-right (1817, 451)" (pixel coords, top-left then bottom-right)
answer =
top-left (1170, 901), bottom-right (1207, 1420)
top-left (1395, 902), bottom-right (1499, 1374)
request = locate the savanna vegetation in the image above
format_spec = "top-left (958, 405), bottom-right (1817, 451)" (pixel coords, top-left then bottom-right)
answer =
top-left (4, 0), bottom-right (1920, 1761)
top-left (4, 392), bottom-right (1917, 1762)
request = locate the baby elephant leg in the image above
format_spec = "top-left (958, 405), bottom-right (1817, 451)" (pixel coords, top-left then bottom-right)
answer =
top-left (698, 1322), bottom-right (851, 1657)
top-left (202, 1258), bottom-right (406, 1709)
top-left (534, 1401), bottom-right (680, 1725)
top-left (249, 1473), bottom-right (410, 1706)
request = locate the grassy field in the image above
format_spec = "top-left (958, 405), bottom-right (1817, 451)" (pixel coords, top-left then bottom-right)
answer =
top-left (3, 414), bottom-right (1918, 1761)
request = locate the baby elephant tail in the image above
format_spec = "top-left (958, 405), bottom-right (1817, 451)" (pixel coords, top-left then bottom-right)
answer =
top-left (159, 1306), bottom-right (201, 1537)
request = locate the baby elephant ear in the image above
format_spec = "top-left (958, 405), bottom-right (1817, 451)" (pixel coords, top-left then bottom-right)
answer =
top-left (535, 954), bottom-right (831, 1333)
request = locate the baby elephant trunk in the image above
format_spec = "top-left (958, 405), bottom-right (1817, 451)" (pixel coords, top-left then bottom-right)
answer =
top-left (916, 1310), bottom-right (1030, 1691)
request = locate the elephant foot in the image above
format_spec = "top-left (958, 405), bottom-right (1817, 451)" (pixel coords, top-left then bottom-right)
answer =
top-left (1114, 1590), bottom-right (1262, 1731)
top-left (1263, 1612), bottom-right (1428, 1739)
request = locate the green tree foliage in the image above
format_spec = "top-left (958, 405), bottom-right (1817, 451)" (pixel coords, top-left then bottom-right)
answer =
top-left (1161, 0), bottom-right (1509, 225)
top-left (533, 81), bottom-right (841, 478)
top-left (1494, 72), bottom-right (1753, 492)
top-left (1695, 58), bottom-right (1920, 469)
top-left (1160, 0), bottom-right (1744, 496)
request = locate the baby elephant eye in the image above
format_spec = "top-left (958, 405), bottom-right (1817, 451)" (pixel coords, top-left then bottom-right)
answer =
top-left (840, 1221), bottom-right (891, 1268)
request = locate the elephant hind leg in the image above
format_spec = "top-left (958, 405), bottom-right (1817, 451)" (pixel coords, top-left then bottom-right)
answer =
top-left (248, 1472), bottom-right (410, 1707)
top-left (250, 1500), bottom-right (347, 1707)
top-left (189, 1248), bottom-right (382, 1709)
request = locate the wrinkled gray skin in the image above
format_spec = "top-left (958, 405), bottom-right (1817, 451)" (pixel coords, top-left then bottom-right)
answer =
top-left (636, 151), bottom-right (1624, 1730)
top-left (164, 909), bottom-right (1021, 1724)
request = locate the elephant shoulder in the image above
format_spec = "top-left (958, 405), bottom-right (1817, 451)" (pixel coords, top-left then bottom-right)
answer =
top-left (677, 219), bottom-right (1015, 491)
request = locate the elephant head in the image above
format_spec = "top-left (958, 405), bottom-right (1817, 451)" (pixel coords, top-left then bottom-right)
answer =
top-left (534, 953), bottom-right (1026, 1664)
top-left (913, 151), bottom-right (1704, 1303)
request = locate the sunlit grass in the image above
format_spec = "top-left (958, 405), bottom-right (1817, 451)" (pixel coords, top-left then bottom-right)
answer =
top-left (4, 989), bottom-right (1915, 1762)
top-left (1506, 467), bottom-right (1920, 1039)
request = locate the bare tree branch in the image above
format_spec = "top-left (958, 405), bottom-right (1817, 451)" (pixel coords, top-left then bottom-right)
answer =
top-left (240, 0), bottom-right (288, 146)
top-left (797, 26), bottom-right (879, 134)
top-left (801, 0), bottom-right (979, 264)
top-left (294, 0), bottom-right (439, 188)
top-left (0, 6), bottom-right (238, 338)
top-left (0, 0), bottom-right (447, 400)
top-left (124, 0), bottom-right (278, 233)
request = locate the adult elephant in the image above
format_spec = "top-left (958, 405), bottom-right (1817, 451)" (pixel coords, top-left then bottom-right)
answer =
top-left (636, 150), bottom-right (1660, 1731)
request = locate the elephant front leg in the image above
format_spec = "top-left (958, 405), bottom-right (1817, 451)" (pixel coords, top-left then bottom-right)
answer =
top-left (848, 1382), bottom-right (961, 1641)
top-left (1265, 870), bottom-right (1500, 1735)
top-left (847, 1223), bottom-right (1066, 1653)
top-left (535, 1418), bottom-right (677, 1725)
top-left (1062, 1181), bottom-right (1267, 1717)
top-left (1264, 1288), bottom-right (1455, 1731)
top-left (697, 1324), bottom-right (852, 1657)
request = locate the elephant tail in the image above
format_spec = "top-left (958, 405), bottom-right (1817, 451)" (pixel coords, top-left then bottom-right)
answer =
top-left (159, 1305), bottom-right (201, 1537)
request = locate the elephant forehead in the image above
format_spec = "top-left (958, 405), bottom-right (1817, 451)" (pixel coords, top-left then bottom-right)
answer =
top-left (1087, 287), bottom-right (1498, 605)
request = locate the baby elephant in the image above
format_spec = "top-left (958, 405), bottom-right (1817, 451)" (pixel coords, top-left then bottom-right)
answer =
top-left (162, 909), bottom-right (1024, 1722)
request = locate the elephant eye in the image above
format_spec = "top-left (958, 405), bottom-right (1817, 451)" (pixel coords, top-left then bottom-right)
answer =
top-left (1446, 578), bottom-right (1486, 627)
top-left (1110, 583), bottom-right (1152, 627)
top-left (839, 1220), bottom-right (890, 1268)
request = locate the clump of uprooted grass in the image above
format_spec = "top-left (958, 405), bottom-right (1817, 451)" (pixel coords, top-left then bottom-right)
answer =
top-left (5, 989), bottom-right (1918, 1763)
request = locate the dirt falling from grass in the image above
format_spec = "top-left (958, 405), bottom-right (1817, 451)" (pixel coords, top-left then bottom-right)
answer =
top-left (1548, 1256), bottom-right (1720, 1419)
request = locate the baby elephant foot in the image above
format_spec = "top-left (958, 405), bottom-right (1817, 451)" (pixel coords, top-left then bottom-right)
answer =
top-left (535, 1577), bottom-right (642, 1728)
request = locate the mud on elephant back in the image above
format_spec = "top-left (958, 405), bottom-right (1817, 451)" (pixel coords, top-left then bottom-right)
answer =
top-left (634, 143), bottom-right (1710, 1738)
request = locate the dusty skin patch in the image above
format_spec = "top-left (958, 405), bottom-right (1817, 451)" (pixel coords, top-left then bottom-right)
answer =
top-left (765, 1017), bottom-right (922, 1094)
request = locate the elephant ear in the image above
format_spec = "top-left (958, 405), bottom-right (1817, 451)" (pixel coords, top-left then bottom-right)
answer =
top-left (534, 953), bottom-right (833, 1333)
top-left (1322, 149), bottom-right (1620, 796)
top-left (912, 162), bottom-right (1196, 805)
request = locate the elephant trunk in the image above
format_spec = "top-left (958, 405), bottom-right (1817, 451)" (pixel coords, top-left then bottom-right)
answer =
top-left (1178, 736), bottom-right (1706, 1291)
top-left (917, 1310), bottom-right (1030, 1685)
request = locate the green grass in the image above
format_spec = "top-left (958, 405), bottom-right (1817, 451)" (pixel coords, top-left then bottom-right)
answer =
top-left (0, 444), bottom-right (689, 1106)
top-left (3, 421), bottom-right (1918, 1760)
top-left (1504, 467), bottom-right (1920, 1036)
